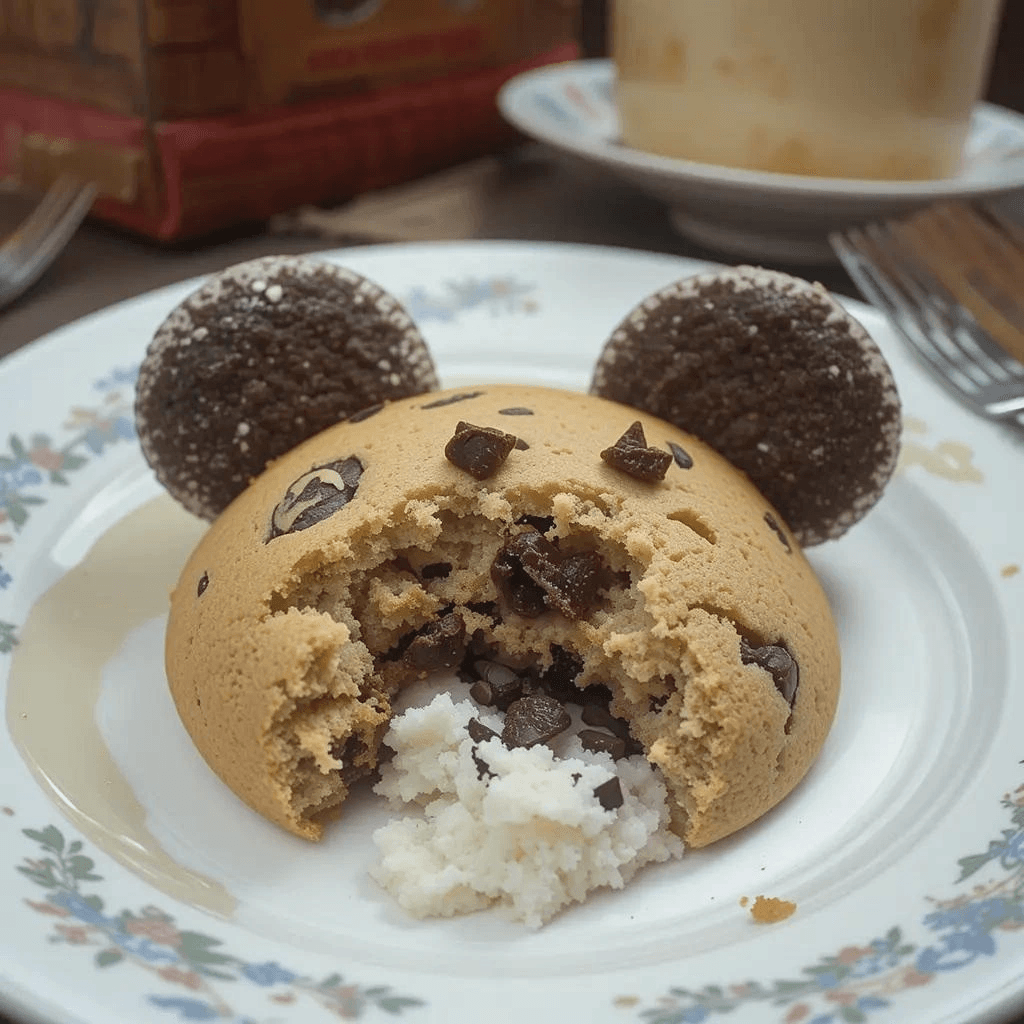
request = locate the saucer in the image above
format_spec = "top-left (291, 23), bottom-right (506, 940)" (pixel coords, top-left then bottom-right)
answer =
top-left (497, 59), bottom-right (1024, 264)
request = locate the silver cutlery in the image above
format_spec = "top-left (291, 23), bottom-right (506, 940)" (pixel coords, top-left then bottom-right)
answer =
top-left (830, 201), bottom-right (1024, 431)
top-left (0, 176), bottom-right (97, 312)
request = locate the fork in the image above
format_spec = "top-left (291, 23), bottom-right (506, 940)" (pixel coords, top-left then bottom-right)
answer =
top-left (0, 176), bottom-right (98, 311)
top-left (830, 201), bottom-right (1024, 430)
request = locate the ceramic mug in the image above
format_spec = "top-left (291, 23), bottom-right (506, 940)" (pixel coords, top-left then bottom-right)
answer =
top-left (612, 0), bottom-right (1006, 180)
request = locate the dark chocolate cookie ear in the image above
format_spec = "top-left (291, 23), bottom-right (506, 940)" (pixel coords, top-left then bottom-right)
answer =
top-left (135, 255), bottom-right (438, 521)
top-left (590, 266), bottom-right (901, 546)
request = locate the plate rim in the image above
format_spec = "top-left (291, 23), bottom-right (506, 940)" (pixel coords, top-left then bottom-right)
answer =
top-left (497, 58), bottom-right (1024, 200)
top-left (1, 239), bottom-right (1023, 1024)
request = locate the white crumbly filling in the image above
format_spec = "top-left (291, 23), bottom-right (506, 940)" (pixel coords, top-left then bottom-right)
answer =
top-left (370, 684), bottom-right (684, 928)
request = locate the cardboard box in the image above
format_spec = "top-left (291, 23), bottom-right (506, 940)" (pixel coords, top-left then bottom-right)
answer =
top-left (0, 0), bottom-right (578, 238)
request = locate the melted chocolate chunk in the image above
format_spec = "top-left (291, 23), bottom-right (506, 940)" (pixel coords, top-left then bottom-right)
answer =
top-left (328, 734), bottom-right (371, 784)
top-left (268, 457), bottom-right (363, 539)
top-left (601, 422), bottom-right (673, 482)
top-left (764, 511), bottom-right (792, 553)
top-left (740, 637), bottom-right (799, 705)
top-left (515, 514), bottom-right (555, 534)
top-left (420, 561), bottom-right (452, 579)
top-left (421, 391), bottom-right (484, 409)
top-left (498, 407), bottom-right (534, 416)
top-left (469, 660), bottom-right (525, 710)
top-left (501, 694), bottom-right (572, 748)
top-left (668, 441), bottom-right (694, 469)
top-left (593, 776), bottom-right (624, 810)
top-left (347, 402), bottom-right (384, 423)
top-left (579, 729), bottom-right (628, 760)
top-left (535, 646), bottom-right (585, 703)
top-left (467, 718), bottom-right (499, 743)
top-left (490, 533), bottom-right (550, 618)
top-left (490, 529), bottom-right (610, 620)
top-left (580, 703), bottom-right (632, 740)
top-left (402, 612), bottom-right (467, 672)
top-left (197, 572), bottom-right (209, 597)
top-left (472, 750), bottom-right (496, 781)
top-left (445, 421), bottom-right (518, 480)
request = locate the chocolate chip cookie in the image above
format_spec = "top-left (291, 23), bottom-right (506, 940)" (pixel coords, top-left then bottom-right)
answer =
top-left (165, 385), bottom-right (841, 849)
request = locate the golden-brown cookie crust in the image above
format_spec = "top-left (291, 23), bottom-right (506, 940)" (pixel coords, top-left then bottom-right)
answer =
top-left (166, 385), bottom-right (840, 848)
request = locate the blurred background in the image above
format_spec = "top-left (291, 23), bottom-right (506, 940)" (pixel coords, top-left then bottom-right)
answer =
top-left (0, 0), bottom-right (1022, 354)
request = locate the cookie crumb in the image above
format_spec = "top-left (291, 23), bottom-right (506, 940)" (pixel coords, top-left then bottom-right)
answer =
top-left (749, 895), bottom-right (796, 923)
top-left (1002, 564), bottom-right (1020, 578)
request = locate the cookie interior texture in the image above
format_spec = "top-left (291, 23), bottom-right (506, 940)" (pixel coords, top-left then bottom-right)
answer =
top-left (135, 255), bottom-right (438, 522)
top-left (590, 266), bottom-right (902, 546)
top-left (166, 385), bottom-right (841, 849)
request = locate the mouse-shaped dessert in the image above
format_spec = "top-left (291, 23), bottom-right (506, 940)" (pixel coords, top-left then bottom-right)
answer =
top-left (136, 255), bottom-right (900, 859)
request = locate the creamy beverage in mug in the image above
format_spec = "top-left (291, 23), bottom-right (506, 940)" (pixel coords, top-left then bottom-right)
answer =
top-left (612, 0), bottom-right (1005, 179)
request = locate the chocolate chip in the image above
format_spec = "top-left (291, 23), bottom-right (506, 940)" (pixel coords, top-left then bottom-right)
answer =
top-left (467, 718), bottom-right (499, 743)
top-left (420, 561), bottom-right (452, 579)
top-left (579, 729), bottom-right (628, 760)
top-left (580, 703), bottom-right (632, 740)
top-left (581, 682), bottom-right (615, 709)
top-left (469, 660), bottom-right (524, 710)
top-left (502, 694), bottom-right (572, 748)
top-left (554, 552), bottom-right (609, 618)
top-left (402, 612), bottom-right (467, 673)
top-left (513, 437), bottom-right (530, 450)
top-left (498, 407), bottom-right (534, 416)
top-left (536, 646), bottom-right (585, 703)
top-left (764, 512), bottom-right (792, 553)
top-left (328, 734), bottom-right (372, 784)
top-left (593, 776), bottom-right (624, 810)
top-left (269, 457), bottom-right (363, 539)
top-left (445, 421), bottom-right (518, 480)
top-left (515, 514), bottom-right (555, 534)
top-left (491, 530), bottom-right (610, 620)
top-left (472, 750), bottom-right (496, 781)
top-left (668, 441), bottom-right (694, 469)
top-left (421, 391), bottom-right (484, 408)
top-left (197, 572), bottom-right (209, 597)
top-left (347, 402), bottom-right (384, 423)
top-left (600, 422), bottom-right (673, 482)
top-left (740, 637), bottom-right (799, 705)
top-left (490, 533), bottom-right (549, 617)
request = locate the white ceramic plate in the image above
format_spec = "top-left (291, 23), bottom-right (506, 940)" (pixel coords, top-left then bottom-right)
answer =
top-left (497, 59), bottom-right (1024, 264)
top-left (1, 240), bottom-right (1024, 1024)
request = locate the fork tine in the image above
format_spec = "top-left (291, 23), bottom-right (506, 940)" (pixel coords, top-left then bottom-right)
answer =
top-left (899, 202), bottom-right (1024, 367)
top-left (833, 216), bottom-right (1024, 424)
top-left (0, 176), bottom-right (86, 259)
top-left (859, 222), bottom-right (988, 386)
top-left (981, 202), bottom-right (1024, 255)
top-left (831, 226), bottom-right (980, 401)
top-left (885, 216), bottom-right (1024, 385)
top-left (0, 180), bottom-right (96, 307)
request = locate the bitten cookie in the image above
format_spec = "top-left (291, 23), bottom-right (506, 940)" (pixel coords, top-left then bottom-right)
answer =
top-left (590, 266), bottom-right (902, 546)
top-left (135, 255), bottom-right (438, 521)
top-left (166, 385), bottom-right (841, 849)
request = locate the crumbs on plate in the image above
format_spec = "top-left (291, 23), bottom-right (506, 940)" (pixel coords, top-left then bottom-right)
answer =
top-left (740, 895), bottom-right (797, 923)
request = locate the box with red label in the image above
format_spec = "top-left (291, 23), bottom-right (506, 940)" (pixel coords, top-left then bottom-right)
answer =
top-left (0, 0), bottom-right (578, 239)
